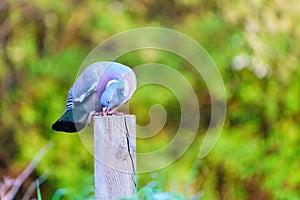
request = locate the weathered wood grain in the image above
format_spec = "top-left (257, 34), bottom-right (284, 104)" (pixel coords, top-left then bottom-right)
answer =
top-left (94, 115), bottom-right (136, 200)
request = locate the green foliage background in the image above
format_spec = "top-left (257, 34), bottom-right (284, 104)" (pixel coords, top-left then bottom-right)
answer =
top-left (0, 0), bottom-right (299, 199)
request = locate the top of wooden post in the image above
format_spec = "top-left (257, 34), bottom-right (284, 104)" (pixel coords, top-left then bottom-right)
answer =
top-left (94, 114), bottom-right (136, 119)
top-left (94, 114), bottom-right (136, 199)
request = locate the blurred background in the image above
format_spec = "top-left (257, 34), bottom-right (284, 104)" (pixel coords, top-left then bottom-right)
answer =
top-left (1, 0), bottom-right (300, 199)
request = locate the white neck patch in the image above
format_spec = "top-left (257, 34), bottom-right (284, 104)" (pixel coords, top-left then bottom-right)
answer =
top-left (106, 79), bottom-right (118, 88)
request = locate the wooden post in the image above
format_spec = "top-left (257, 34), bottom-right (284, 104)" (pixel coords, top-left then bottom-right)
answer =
top-left (94, 115), bottom-right (136, 200)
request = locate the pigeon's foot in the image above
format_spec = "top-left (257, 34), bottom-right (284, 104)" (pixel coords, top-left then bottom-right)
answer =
top-left (88, 111), bottom-right (125, 124)
top-left (87, 111), bottom-right (102, 125)
top-left (107, 111), bottom-right (124, 115)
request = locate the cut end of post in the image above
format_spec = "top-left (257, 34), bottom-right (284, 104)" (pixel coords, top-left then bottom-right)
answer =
top-left (93, 114), bottom-right (136, 121)
top-left (94, 115), bottom-right (136, 200)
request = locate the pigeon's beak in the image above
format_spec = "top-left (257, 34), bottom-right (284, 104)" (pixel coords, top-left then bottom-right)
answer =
top-left (102, 107), bottom-right (107, 116)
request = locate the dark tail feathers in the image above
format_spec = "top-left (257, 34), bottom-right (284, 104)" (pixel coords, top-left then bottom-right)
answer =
top-left (52, 110), bottom-right (86, 133)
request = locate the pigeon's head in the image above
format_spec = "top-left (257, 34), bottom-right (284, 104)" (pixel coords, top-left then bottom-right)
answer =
top-left (100, 78), bottom-right (128, 115)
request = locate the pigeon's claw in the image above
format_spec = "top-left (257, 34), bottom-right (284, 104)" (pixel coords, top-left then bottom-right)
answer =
top-left (87, 111), bottom-right (95, 126)
top-left (107, 111), bottom-right (124, 115)
top-left (87, 110), bottom-right (124, 125)
top-left (87, 111), bottom-right (102, 125)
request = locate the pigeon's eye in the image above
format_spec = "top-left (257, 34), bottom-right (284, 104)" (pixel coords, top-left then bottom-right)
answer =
top-left (107, 100), bottom-right (111, 104)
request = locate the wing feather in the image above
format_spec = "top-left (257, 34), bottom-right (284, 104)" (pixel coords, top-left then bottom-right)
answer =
top-left (68, 63), bottom-right (109, 108)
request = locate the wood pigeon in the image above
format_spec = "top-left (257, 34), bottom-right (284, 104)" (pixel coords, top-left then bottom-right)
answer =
top-left (52, 62), bottom-right (136, 133)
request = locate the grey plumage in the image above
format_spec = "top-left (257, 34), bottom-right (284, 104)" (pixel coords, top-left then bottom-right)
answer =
top-left (52, 62), bottom-right (136, 133)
